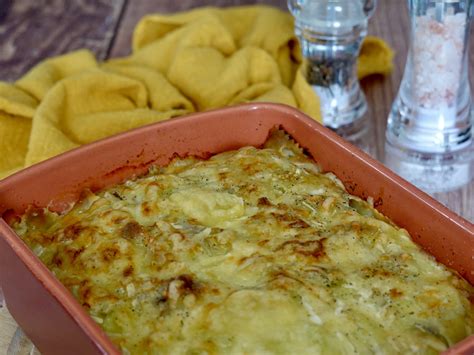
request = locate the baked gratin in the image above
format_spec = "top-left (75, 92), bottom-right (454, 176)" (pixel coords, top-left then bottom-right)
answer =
top-left (11, 130), bottom-right (474, 354)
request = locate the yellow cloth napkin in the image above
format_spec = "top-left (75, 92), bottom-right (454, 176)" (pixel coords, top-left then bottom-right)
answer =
top-left (0, 5), bottom-right (393, 179)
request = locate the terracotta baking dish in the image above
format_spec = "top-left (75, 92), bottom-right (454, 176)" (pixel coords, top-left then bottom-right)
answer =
top-left (0, 103), bottom-right (472, 354)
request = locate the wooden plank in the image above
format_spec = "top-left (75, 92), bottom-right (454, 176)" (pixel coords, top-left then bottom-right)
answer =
top-left (109, 0), bottom-right (287, 57)
top-left (0, 0), bottom-right (127, 82)
top-left (362, 0), bottom-right (410, 160)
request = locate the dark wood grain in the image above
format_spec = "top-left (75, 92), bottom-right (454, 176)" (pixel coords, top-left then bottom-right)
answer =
top-left (362, 0), bottom-right (410, 160)
top-left (0, 0), bottom-right (126, 82)
top-left (109, 0), bottom-right (287, 57)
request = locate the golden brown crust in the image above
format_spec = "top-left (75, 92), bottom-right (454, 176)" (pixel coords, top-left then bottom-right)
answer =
top-left (11, 131), bottom-right (474, 354)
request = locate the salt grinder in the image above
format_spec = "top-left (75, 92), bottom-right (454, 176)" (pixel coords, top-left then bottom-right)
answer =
top-left (386, 0), bottom-right (473, 192)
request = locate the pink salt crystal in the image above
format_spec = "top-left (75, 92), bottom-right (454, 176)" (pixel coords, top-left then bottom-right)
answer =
top-left (412, 13), bottom-right (466, 110)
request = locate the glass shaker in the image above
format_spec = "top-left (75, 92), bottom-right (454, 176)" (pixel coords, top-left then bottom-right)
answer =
top-left (288, 0), bottom-right (377, 141)
top-left (385, 0), bottom-right (473, 192)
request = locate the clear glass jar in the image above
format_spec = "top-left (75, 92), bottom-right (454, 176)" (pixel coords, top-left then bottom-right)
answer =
top-left (288, 0), bottom-right (377, 140)
top-left (385, 0), bottom-right (473, 192)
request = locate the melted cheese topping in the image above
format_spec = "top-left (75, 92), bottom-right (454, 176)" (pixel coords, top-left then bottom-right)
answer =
top-left (12, 130), bottom-right (474, 354)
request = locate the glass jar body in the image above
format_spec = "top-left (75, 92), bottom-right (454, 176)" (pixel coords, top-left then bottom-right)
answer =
top-left (385, 0), bottom-right (473, 192)
top-left (288, 0), bottom-right (376, 139)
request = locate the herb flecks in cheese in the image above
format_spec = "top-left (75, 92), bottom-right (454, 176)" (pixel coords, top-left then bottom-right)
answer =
top-left (13, 130), bottom-right (474, 354)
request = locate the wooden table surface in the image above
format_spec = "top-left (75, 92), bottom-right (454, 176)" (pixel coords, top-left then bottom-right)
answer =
top-left (0, 0), bottom-right (473, 353)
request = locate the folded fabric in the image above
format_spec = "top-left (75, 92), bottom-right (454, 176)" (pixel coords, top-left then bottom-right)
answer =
top-left (0, 5), bottom-right (393, 179)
